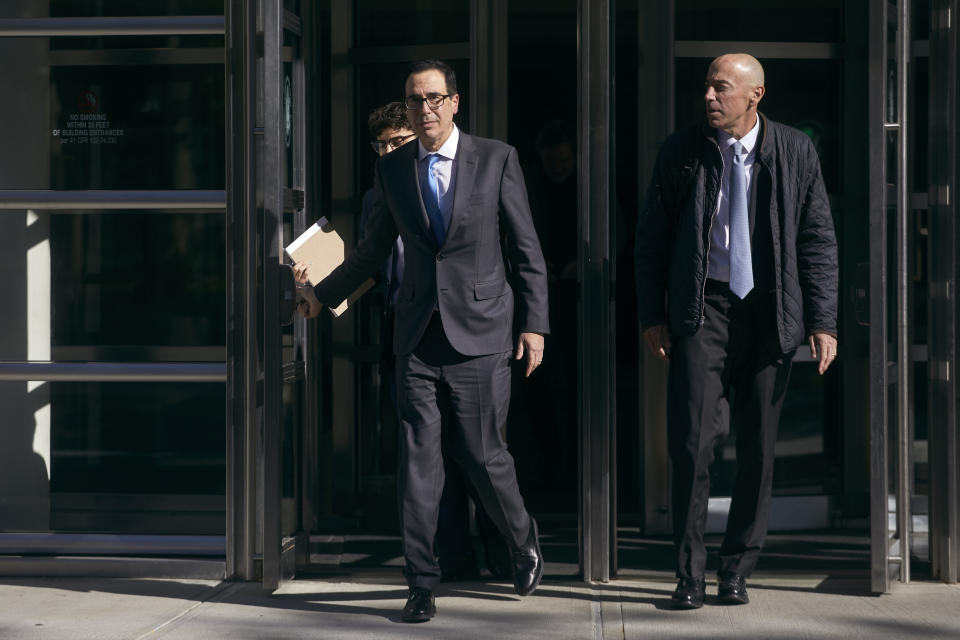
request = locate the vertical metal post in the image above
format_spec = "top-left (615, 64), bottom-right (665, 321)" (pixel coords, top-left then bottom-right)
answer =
top-left (928, 0), bottom-right (960, 585)
top-left (577, 0), bottom-right (614, 583)
top-left (225, 0), bottom-right (259, 583)
top-left (471, 0), bottom-right (508, 141)
top-left (262, 0), bottom-right (285, 592)
top-left (868, 0), bottom-right (891, 595)
top-left (327, 0), bottom-right (356, 516)
top-left (896, 0), bottom-right (912, 584)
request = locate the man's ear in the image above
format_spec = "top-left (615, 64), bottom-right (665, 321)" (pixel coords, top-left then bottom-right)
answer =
top-left (451, 93), bottom-right (460, 115)
top-left (751, 85), bottom-right (766, 107)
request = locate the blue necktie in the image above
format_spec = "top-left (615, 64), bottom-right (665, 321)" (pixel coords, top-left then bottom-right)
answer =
top-left (728, 141), bottom-right (753, 299)
top-left (422, 154), bottom-right (445, 245)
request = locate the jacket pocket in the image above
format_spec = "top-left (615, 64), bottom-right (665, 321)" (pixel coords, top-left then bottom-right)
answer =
top-left (474, 279), bottom-right (506, 301)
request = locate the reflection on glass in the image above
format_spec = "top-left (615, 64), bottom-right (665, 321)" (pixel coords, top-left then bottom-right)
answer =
top-left (0, 210), bottom-right (226, 361)
top-left (48, 34), bottom-right (225, 51)
top-left (675, 0), bottom-right (843, 42)
top-left (51, 65), bottom-right (224, 190)
top-left (912, 0), bottom-right (930, 40)
top-left (886, 129), bottom-right (899, 199)
top-left (48, 213), bottom-right (226, 354)
top-left (508, 1), bottom-right (577, 165)
top-left (282, 379), bottom-right (302, 537)
top-left (887, 22), bottom-right (898, 123)
top-left (0, 59), bottom-right (225, 190)
top-left (354, 0), bottom-right (469, 47)
top-left (0, 380), bottom-right (225, 533)
top-left (912, 57), bottom-right (928, 189)
top-left (48, 0), bottom-right (224, 18)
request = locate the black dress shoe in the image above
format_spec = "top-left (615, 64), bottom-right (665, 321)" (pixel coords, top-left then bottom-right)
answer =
top-left (670, 576), bottom-right (705, 609)
top-left (512, 518), bottom-right (544, 596)
top-left (401, 587), bottom-right (436, 623)
top-left (717, 573), bottom-right (749, 605)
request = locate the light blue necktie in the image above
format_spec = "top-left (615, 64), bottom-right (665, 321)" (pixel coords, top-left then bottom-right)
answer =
top-left (728, 141), bottom-right (753, 299)
top-left (421, 154), bottom-right (445, 245)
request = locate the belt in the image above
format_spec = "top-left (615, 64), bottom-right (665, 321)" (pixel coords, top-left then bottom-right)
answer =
top-left (704, 278), bottom-right (730, 294)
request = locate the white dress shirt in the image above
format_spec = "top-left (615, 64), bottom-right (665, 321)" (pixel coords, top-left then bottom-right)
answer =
top-left (708, 117), bottom-right (760, 282)
top-left (417, 125), bottom-right (460, 235)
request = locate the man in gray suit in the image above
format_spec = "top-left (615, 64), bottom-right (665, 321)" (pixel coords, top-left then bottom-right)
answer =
top-left (294, 59), bottom-right (548, 623)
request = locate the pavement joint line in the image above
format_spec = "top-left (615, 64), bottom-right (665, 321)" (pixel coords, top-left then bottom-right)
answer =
top-left (131, 580), bottom-right (236, 640)
top-left (590, 584), bottom-right (625, 640)
top-left (591, 593), bottom-right (602, 640)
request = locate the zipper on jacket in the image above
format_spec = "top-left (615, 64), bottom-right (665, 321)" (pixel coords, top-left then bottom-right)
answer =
top-left (700, 136), bottom-right (723, 328)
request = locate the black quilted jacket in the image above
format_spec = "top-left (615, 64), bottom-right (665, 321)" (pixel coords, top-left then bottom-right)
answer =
top-left (634, 113), bottom-right (838, 353)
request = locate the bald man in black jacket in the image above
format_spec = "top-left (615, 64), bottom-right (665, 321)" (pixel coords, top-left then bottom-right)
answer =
top-left (635, 53), bottom-right (839, 609)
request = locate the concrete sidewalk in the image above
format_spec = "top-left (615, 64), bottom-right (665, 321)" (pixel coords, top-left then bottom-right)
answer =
top-left (1, 570), bottom-right (958, 640)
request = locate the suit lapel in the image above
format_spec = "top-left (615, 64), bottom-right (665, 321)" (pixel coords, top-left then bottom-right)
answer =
top-left (445, 132), bottom-right (477, 246)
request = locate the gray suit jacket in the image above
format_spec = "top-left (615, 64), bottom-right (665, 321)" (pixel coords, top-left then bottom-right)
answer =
top-left (314, 132), bottom-right (550, 356)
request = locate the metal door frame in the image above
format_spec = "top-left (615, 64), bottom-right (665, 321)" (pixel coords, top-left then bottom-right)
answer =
top-left (928, 0), bottom-right (960, 584)
top-left (578, 0), bottom-right (616, 583)
top-left (868, 0), bottom-right (914, 593)
top-left (225, 0), bottom-right (311, 589)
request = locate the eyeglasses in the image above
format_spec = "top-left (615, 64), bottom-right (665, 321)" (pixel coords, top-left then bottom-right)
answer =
top-left (370, 133), bottom-right (416, 153)
top-left (405, 94), bottom-right (451, 110)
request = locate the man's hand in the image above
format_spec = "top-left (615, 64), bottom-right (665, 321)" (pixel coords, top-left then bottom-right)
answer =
top-left (292, 261), bottom-right (312, 285)
top-left (643, 324), bottom-right (671, 361)
top-left (292, 262), bottom-right (323, 318)
top-left (296, 289), bottom-right (324, 319)
top-left (809, 332), bottom-right (838, 375)
top-left (515, 332), bottom-right (545, 378)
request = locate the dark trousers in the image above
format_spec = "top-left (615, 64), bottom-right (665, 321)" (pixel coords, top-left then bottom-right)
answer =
top-left (396, 313), bottom-right (531, 590)
top-left (668, 281), bottom-right (793, 580)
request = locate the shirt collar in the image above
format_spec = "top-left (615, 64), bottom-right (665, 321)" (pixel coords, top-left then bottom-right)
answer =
top-left (418, 125), bottom-right (460, 161)
top-left (717, 115), bottom-right (760, 155)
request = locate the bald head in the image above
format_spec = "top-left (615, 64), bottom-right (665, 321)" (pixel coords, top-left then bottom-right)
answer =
top-left (712, 54), bottom-right (765, 87)
top-left (704, 53), bottom-right (766, 138)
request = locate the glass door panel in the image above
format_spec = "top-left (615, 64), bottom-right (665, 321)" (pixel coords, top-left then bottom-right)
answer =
top-left (0, 7), bottom-right (228, 543)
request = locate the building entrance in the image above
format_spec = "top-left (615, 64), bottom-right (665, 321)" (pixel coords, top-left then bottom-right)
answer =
top-left (1, 0), bottom-right (957, 593)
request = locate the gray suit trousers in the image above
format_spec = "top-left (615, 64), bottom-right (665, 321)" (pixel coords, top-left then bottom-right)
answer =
top-left (396, 313), bottom-right (531, 590)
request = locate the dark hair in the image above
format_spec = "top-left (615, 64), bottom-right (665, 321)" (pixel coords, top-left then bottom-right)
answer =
top-left (404, 59), bottom-right (458, 95)
top-left (367, 101), bottom-right (410, 139)
top-left (535, 120), bottom-right (575, 154)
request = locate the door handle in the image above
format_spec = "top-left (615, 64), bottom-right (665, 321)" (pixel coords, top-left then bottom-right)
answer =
top-left (283, 188), bottom-right (304, 213)
top-left (279, 263), bottom-right (297, 326)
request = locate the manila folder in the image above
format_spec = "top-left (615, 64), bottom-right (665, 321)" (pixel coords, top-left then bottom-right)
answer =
top-left (284, 217), bottom-right (374, 317)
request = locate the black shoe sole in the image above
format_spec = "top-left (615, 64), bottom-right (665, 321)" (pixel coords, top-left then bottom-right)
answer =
top-left (401, 614), bottom-right (435, 623)
top-left (401, 606), bottom-right (437, 623)
top-left (717, 593), bottom-right (749, 605)
top-left (670, 598), bottom-right (704, 610)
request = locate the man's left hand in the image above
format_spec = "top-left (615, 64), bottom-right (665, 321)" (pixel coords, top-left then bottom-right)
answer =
top-left (809, 332), bottom-right (838, 375)
top-left (515, 332), bottom-right (545, 378)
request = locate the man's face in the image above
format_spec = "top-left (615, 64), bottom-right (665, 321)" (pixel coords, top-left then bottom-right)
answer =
top-left (375, 126), bottom-right (415, 157)
top-left (703, 58), bottom-right (762, 136)
top-left (539, 143), bottom-right (575, 184)
top-left (405, 69), bottom-right (459, 150)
